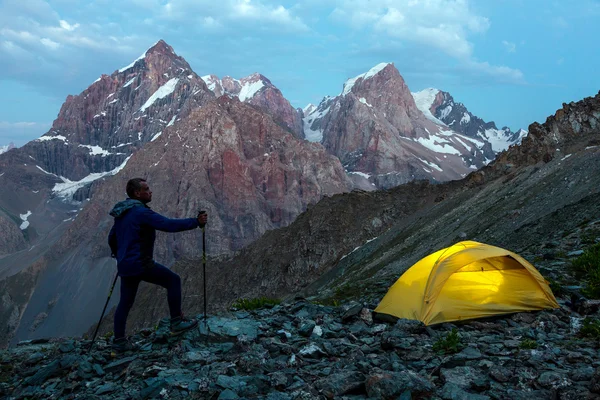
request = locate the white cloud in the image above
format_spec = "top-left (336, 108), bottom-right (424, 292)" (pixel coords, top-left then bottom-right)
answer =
top-left (159, 0), bottom-right (309, 33)
top-left (59, 20), bottom-right (80, 31)
top-left (328, 0), bottom-right (523, 83)
top-left (41, 37), bottom-right (60, 50)
top-left (502, 40), bottom-right (516, 53)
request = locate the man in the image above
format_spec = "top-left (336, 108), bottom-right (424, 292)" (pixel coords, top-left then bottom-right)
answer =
top-left (108, 178), bottom-right (208, 353)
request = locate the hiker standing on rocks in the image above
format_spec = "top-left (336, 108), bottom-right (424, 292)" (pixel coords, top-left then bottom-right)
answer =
top-left (108, 178), bottom-right (208, 352)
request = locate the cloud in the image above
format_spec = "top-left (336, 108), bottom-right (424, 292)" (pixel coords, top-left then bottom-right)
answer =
top-left (159, 0), bottom-right (309, 33)
top-left (59, 20), bottom-right (79, 31)
top-left (40, 38), bottom-right (61, 50)
top-left (328, 0), bottom-right (523, 84)
top-left (502, 40), bottom-right (516, 53)
top-left (0, 121), bottom-right (52, 146)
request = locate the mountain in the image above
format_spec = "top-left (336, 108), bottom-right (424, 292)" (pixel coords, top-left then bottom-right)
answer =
top-left (3, 92), bottom-right (600, 400)
top-left (303, 63), bottom-right (500, 189)
top-left (412, 88), bottom-right (527, 155)
top-left (0, 142), bottom-right (15, 155)
top-left (0, 42), bottom-right (351, 347)
top-left (119, 91), bottom-right (600, 342)
top-left (202, 73), bottom-right (304, 139)
top-left (0, 40), bottom-right (216, 261)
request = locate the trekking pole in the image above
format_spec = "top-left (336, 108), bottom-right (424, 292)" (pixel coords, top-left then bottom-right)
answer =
top-left (88, 271), bottom-right (119, 353)
top-left (198, 210), bottom-right (208, 327)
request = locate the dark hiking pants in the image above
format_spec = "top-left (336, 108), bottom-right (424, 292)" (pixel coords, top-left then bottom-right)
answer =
top-left (114, 262), bottom-right (182, 339)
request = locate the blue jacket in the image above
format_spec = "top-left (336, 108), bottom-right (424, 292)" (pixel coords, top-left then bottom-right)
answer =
top-left (108, 198), bottom-right (199, 276)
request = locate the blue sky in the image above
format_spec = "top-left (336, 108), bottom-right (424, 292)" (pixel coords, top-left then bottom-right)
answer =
top-left (1, 0), bottom-right (599, 146)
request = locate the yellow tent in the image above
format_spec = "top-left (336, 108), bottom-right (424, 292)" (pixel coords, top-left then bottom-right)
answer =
top-left (375, 241), bottom-right (559, 325)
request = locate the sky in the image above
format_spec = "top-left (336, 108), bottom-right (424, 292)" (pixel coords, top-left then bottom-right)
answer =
top-left (1, 0), bottom-right (599, 146)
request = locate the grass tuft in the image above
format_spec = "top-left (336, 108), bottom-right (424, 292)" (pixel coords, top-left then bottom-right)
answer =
top-left (432, 328), bottom-right (462, 354)
top-left (580, 318), bottom-right (600, 339)
top-left (571, 243), bottom-right (600, 298)
top-left (519, 338), bottom-right (538, 349)
top-left (231, 297), bottom-right (280, 310)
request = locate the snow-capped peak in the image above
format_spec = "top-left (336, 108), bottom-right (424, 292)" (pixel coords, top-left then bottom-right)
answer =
top-left (303, 103), bottom-right (316, 115)
top-left (118, 40), bottom-right (171, 73)
top-left (341, 62), bottom-right (392, 96)
top-left (238, 79), bottom-right (264, 102)
top-left (412, 88), bottom-right (445, 125)
top-left (0, 142), bottom-right (16, 155)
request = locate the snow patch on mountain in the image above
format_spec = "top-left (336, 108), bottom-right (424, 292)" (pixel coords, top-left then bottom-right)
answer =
top-left (411, 89), bottom-right (446, 126)
top-left (123, 77), bottom-right (136, 88)
top-left (201, 75), bottom-right (218, 92)
top-left (19, 211), bottom-right (32, 230)
top-left (413, 136), bottom-right (461, 156)
top-left (53, 155), bottom-right (132, 201)
top-left (78, 145), bottom-right (111, 156)
top-left (140, 78), bottom-right (179, 112)
top-left (239, 80), bottom-right (264, 102)
top-left (303, 104), bottom-right (331, 143)
top-left (342, 62), bottom-right (391, 96)
top-left (0, 143), bottom-right (15, 154)
top-left (119, 52), bottom-right (147, 73)
top-left (36, 135), bottom-right (68, 142)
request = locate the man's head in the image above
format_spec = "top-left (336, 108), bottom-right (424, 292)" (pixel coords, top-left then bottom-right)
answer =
top-left (126, 178), bottom-right (152, 204)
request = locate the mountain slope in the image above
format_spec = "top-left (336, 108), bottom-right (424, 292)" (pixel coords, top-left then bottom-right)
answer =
top-left (1, 94), bottom-right (351, 347)
top-left (412, 88), bottom-right (527, 155)
top-left (116, 91), bottom-right (600, 337)
top-left (202, 73), bottom-right (304, 139)
top-left (303, 63), bottom-right (498, 189)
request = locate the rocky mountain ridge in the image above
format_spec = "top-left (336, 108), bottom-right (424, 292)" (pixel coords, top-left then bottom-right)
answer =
top-left (0, 94), bottom-right (351, 348)
top-left (115, 91), bottom-right (600, 343)
top-left (303, 63), bottom-right (523, 189)
top-left (412, 88), bottom-right (527, 155)
top-left (0, 39), bottom-right (584, 351)
top-left (201, 73), bottom-right (304, 139)
top-left (0, 142), bottom-right (15, 155)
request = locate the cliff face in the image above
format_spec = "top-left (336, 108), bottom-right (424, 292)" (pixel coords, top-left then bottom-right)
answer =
top-left (1, 95), bottom-right (352, 347)
top-left (18, 40), bottom-right (215, 182)
top-left (202, 73), bottom-right (304, 139)
top-left (304, 64), bottom-right (494, 189)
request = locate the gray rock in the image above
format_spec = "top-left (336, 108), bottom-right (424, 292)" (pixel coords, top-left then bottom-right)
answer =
top-left (365, 370), bottom-right (435, 399)
top-left (314, 371), bottom-right (364, 398)
top-left (440, 382), bottom-right (491, 400)
top-left (299, 321), bottom-right (316, 337)
top-left (23, 360), bottom-right (62, 386)
top-left (199, 316), bottom-right (260, 341)
top-left (489, 366), bottom-right (513, 383)
top-left (104, 356), bottom-right (137, 373)
top-left (454, 346), bottom-right (482, 361)
top-left (94, 383), bottom-right (117, 395)
top-left (537, 371), bottom-right (570, 389)
top-left (218, 389), bottom-right (240, 399)
top-left (441, 366), bottom-right (480, 389)
top-left (570, 366), bottom-right (594, 381)
top-left (58, 340), bottom-right (75, 353)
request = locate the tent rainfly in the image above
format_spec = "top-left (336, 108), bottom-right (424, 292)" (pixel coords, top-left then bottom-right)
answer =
top-left (374, 241), bottom-right (559, 325)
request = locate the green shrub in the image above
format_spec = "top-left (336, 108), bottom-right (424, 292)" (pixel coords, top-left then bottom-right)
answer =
top-left (312, 298), bottom-right (341, 307)
top-left (548, 279), bottom-right (566, 297)
top-left (519, 338), bottom-right (538, 349)
top-left (571, 244), bottom-right (600, 299)
top-left (580, 318), bottom-right (600, 339)
top-left (103, 331), bottom-right (114, 340)
top-left (432, 328), bottom-right (462, 354)
top-left (231, 297), bottom-right (280, 310)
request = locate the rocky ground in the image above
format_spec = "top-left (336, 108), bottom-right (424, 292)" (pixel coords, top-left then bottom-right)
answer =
top-left (2, 279), bottom-right (600, 400)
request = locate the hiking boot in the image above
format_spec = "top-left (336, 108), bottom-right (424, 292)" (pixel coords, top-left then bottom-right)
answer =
top-left (111, 337), bottom-right (139, 356)
top-left (170, 315), bottom-right (198, 335)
